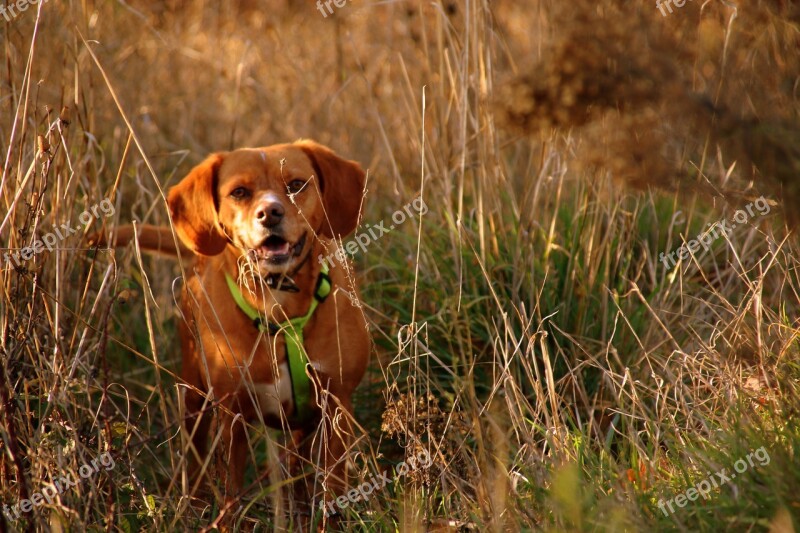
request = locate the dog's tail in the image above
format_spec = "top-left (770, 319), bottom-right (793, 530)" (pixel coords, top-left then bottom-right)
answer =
top-left (89, 224), bottom-right (191, 258)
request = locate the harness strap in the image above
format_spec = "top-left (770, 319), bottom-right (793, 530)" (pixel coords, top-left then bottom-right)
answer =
top-left (224, 262), bottom-right (331, 423)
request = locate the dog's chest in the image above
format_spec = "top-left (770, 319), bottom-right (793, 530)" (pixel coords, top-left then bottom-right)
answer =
top-left (237, 335), bottom-right (329, 422)
top-left (249, 360), bottom-right (293, 419)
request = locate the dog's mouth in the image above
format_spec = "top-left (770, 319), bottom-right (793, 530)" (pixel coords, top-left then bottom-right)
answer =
top-left (250, 233), bottom-right (306, 265)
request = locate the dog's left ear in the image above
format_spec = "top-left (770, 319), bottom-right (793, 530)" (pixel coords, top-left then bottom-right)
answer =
top-left (295, 140), bottom-right (366, 238)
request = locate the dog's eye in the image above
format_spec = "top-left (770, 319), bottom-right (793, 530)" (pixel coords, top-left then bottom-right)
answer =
top-left (287, 180), bottom-right (306, 194)
top-left (229, 187), bottom-right (250, 200)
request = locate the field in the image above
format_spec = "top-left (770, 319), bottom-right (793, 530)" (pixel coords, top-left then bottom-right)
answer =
top-left (1, 0), bottom-right (799, 531)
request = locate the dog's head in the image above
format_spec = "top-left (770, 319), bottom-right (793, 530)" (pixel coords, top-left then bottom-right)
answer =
top-left (167, 140), bottom-right (366, 274)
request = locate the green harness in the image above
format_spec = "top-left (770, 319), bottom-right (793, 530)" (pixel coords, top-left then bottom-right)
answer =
top-left (224, 262), bottom-right (331, 424)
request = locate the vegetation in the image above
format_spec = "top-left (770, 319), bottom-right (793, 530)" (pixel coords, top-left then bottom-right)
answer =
top-left (1, 0), bottom-right (798, 531)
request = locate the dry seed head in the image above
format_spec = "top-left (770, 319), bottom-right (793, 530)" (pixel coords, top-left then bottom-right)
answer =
top-left (60, 106), bottom-right (71, 125)
top-left (381, 391), bottom-right (469, 483)
top-left (37, 134), bottom-right (50, 155)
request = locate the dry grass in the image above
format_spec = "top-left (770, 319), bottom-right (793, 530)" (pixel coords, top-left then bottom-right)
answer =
top-left (1, 0), bottom-right (799, 531)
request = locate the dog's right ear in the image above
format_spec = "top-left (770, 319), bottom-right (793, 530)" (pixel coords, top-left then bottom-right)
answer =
top-left (295, 140), bottom-right (366, 239)
top-left (167, 153), bottom-right (228, 256)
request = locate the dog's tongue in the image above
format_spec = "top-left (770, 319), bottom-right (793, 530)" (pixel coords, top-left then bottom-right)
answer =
top-left (264, 240), bottom-right (290, 255)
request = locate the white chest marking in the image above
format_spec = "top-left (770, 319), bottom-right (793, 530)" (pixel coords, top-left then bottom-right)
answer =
top-left (250, 361), bottom-right (293, 419)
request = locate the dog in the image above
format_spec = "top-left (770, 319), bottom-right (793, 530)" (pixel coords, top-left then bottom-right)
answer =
top-left (95, 140), bottom-right (370, 518)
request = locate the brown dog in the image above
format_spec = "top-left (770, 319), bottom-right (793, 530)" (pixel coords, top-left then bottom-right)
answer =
top-left (98, 140), bottom-right (370, 517)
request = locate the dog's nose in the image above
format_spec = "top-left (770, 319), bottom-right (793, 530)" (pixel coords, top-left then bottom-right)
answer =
top-left (256, 202), bottom-right (285, 228)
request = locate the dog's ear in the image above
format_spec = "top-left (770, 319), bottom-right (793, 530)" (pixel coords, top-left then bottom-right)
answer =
top-left (296, 140), bottom-right (366, 239)
top-left (167, 153), bottom-right (228, 256)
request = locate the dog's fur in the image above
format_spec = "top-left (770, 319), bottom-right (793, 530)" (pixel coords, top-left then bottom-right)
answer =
top-left (97, 140), bottom-right (370, 512)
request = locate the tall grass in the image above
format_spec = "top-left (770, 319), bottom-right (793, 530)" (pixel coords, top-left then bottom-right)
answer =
top-left (1, 0), bottom-right (799, 531)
